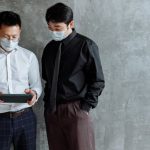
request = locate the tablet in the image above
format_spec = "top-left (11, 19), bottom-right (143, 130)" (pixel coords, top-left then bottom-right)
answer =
top-left (0, 94), bottom-right (33, 103)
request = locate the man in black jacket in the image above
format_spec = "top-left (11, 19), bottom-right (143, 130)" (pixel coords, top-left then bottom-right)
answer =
top-left (42, 3), bottom-right (105, 150)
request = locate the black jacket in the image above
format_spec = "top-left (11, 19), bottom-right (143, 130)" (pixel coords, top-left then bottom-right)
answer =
top-left (42, 29), bottom-right (105, 112)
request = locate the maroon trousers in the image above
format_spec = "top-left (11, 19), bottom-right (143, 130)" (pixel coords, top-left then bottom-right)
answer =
top-left (44, 101), bottom-right (95, 150)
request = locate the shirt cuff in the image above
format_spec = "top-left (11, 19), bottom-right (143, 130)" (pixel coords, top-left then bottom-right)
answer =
top-left (31, 88), bottom-right (42, 100)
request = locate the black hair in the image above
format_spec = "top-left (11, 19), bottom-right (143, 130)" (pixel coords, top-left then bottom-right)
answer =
top-left (0, 11), bottom-right (21, 28)
top-left (46, 3), bottom-right (73, 25)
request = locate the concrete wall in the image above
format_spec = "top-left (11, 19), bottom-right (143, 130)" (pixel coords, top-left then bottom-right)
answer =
top-left (1, 0), bottom-right (150, 150)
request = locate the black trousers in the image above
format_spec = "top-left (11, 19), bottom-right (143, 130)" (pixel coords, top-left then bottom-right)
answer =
top-left (0, 108), bottom-right (36, 150)
top-left (44, 101), bottom-right (95, 150)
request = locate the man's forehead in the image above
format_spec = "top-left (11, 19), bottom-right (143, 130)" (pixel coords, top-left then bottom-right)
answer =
top-left (0, 25), bottom-right (21, 33)
top-left (0, 24), bottom-right (21, 30)
top-left (48, 22), bottom-right (66, 27)
top-left (0, 26), bottom-right (21, 38)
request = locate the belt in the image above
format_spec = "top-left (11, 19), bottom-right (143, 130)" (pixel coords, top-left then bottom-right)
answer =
top-left (0, 107), bottom-right (32, 118)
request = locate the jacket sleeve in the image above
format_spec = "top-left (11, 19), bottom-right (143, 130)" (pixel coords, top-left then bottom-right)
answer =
top-left (81, 40), bottom-right (105, 112)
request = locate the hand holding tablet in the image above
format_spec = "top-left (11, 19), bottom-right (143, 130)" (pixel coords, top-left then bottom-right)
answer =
top-left (24, 89), bottom-right (37, 105)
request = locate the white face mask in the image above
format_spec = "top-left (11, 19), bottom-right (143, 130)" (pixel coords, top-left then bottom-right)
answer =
top-left (50, 30), bottom-right (67, 41)
top-left (0, 38), bottom-right (19, 52)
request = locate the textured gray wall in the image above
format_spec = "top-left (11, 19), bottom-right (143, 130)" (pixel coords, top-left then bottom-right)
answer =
top-left (1, 0), bottom-right (150, 150)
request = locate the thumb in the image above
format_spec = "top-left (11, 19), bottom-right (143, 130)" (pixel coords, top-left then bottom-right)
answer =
top-left (24, 89), bottom-right (30, 93)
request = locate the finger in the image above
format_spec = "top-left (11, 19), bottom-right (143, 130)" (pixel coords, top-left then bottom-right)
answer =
top-left (0, 100), bottom-right (4, 103)
top-left (83, 110), bottom-right (89, 115)
top-left (24, 89), bottom-right (31, 94)
top-left (25, 89), bottom-right (35, 97)
top-left (28, 95), bottom-right (36, 102)
top-left (29, 90), bottom-right (36, 96)
top-left (27, 98), bottom-right (36, 105)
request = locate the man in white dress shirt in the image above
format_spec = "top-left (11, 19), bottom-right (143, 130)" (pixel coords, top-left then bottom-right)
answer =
top-left (0, 11), bottom-right (42, 150)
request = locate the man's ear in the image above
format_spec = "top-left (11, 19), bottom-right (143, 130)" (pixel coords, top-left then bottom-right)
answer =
top-left (19, 28), bottom-right (22, 33)
top-left (70, 20), bottom-right (74, 29)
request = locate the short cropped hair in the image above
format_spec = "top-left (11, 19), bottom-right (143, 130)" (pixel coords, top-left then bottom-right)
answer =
top-left (0, 11), bottom-right (21, 28)
top-left (46, 3), bottom-right (73, 25)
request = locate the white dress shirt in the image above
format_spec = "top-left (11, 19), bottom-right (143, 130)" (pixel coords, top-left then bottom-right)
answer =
top-left (0, 45), bottom-right (42, 113)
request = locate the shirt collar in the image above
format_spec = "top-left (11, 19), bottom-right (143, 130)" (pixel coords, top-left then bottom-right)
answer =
top-left (61, 29), bottom-right (77, 46)
top-left (0, 45), bottom-right (18, 54)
